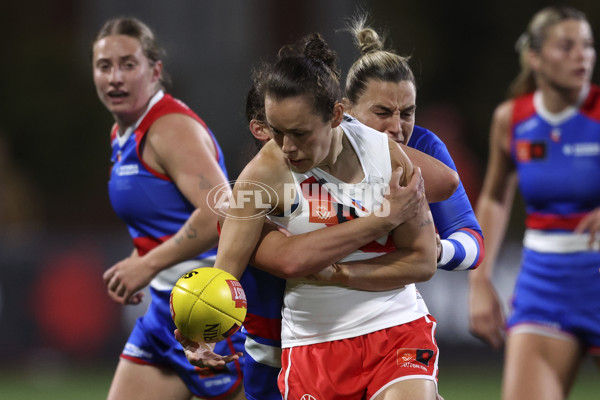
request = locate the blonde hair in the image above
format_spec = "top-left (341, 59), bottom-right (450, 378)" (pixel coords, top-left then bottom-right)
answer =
top-left (345, 14), bottom-right (415, 105)
top-left (508, 6), bottom-right (588, 98)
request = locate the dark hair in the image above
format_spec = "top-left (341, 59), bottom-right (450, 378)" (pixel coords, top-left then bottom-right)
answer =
top-left (261, 33), bottom-right (342, 122)
top-left (508, 6), bottom-right (589, 98)
top-left (246, 68), bottom-right (266, 123)
top-left (93, 17), bottom-right (171, 89)
top-left (345, 14), bottom-right (415, 105)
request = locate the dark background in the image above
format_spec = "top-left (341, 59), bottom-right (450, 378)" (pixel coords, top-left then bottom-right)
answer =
top-left (0, 0), bottom-right (598, 384)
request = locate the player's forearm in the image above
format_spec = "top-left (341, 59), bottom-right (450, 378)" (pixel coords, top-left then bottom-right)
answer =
top-left (438, 228), bottom-right (484, 271)
top-left (251, 212), bottom-right (396, 279)
top-left (143, 208), bottom-right (219, 275)
top-left (214, 214), bottom-right (267, 279)
top-left (335, 248), bottom-right (435, 291)
top-left (335, 208), bottom-right (437, 291)
top-left (428, 181), bottom-right (485, 271)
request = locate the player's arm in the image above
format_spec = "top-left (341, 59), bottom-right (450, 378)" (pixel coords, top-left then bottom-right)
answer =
top-left (468, 100), bottom-right (518, 349)
top-left (213, 144), bottom-right (290, 279)
top-left (144, 114), bottom-right (228, 266)
top-left (249, 166), bottom-right (426, 278)
top-left (103, 114), bottom-right (229, 304)
top-left (401, 144), bottom-right (459, 203)
top-left (433, 186), bottom-right (484, 271)
top-left (419, 137), bottom-right (484, 271)
top-left (319, 139), bottom-right (438, 291)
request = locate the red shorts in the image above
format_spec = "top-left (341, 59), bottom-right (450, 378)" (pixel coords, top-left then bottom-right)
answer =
top-left (278, 315), bottom-right (439, 400)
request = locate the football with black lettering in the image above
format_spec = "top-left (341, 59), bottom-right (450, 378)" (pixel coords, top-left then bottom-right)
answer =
top-left (170, 268), bottom-right (247, 343)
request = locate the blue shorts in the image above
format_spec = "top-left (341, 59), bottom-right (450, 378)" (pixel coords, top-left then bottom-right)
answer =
top-left (507, 248), bottom-right (600, 352)
top-left (243, 348), bottom-right (281, 400)
top-left (122, 287), bottom-right (245, 398)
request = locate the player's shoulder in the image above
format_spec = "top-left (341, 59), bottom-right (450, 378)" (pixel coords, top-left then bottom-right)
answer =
top-left (494, 98), bottom-right (515, 119)
top-left (491, 98), bottom-right (518, 131)
top-left (147, 113), bottom-right (211, 147)
top-left (145, 93), bottom-right (207, 134)
top-left (410, 125), bottom-right (443, 146)
top-left (388, 137), bottom-right (412, 173)
top-left (240, 141), bottom-right (289, 183)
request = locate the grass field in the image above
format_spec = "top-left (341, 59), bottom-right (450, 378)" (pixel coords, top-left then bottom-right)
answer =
top-left (0, 362), bottom-right (596, 399)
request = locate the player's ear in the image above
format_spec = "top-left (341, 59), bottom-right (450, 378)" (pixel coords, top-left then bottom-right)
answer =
top-left (249, 119), bottom-right (270, 143)
top-left (151, 60), bottom-right (163, 84)
top-left (331, 102), bottom-right (344, 128)
top-left (526, 49), bottom-right (541, 72)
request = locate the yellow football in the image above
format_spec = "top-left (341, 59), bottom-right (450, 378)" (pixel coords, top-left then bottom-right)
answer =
top-left (170, 267), bottom-right (247, 343)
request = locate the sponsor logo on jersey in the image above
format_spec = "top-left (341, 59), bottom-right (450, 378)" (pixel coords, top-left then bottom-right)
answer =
top-left (116, 164), bottom-right (139, 176)
top-left (123, 343), bottom-right (153, 359)
top-left (562, 142), bottom-right (600, 157)
top-left (515, 140), bottom-right (546, 162)
top-left (397, 348), bottom-right (435, 370)
top-left (301, 395), bottom-right (317, 400)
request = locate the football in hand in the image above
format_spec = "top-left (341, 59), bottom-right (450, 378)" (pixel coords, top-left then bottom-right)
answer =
top-left (170, 267), bottom-right (247, 343)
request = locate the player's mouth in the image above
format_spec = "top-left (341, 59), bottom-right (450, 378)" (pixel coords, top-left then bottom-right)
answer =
top-left (287, 158), bottom-right (304, 167)
top-left (573, 67), bottom-right (588, 78)
top-left (107, 90), bottom-right (128, 102)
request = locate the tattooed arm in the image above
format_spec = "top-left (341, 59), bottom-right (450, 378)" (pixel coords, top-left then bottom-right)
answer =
top-left (311, 139), bottom-right (438, 291)
top-left (103, 114), bottom-right (228, 305)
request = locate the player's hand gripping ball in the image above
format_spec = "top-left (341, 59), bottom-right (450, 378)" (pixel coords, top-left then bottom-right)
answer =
top-left (170, 268), bottom-right (247, 343)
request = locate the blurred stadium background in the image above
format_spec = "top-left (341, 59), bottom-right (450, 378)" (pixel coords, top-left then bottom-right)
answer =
top-left (0, 0), bottom-right (598, 398)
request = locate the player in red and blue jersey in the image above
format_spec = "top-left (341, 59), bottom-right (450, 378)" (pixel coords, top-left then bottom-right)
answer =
top-left (469, 6), bottom-right (600, 399)
top-left (92, 17), bottom-right (245, 400)
top-left (343, 16), bottom-right (484, 272)
top-left (408, 126), bottom-right (484, 270)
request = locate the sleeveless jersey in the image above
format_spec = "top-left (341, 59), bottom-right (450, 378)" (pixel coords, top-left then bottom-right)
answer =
top-left (268, 115), bottom-right (429, 348)
top-left (408, 126), bottom-right (484, 271)
top-left (506, 85), bottom-right (600, 347)
top-left (108, 91), bottom-right (228, 290)
top-left (107, 92), bottom-right (246, 397)
top-left (510, 84), bottom-right (600, 230)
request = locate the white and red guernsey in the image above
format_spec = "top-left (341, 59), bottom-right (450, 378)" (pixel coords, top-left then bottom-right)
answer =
top-left (268, 115), bottom-right (430, 348)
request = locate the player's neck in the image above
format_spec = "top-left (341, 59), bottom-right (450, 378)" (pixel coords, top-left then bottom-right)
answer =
top-left (539, 83), bottom-right (588, 113)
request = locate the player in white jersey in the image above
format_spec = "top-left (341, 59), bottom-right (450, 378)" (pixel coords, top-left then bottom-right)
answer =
top-left (178, 78), bottom-right (458, 400)
top-left (206, 33), bottom-right (440, 400)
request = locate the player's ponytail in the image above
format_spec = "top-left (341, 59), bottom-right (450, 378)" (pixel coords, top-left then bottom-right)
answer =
top-left (344, 13), bottom-right (415, 106)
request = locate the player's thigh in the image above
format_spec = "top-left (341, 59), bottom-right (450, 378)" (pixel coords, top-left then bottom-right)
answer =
top-left (503, 331), bottom-right (583, 400)
top-left (107, 358), bottom-right (192, 400)
top-left (374, 378), bottom-right (437, 400)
